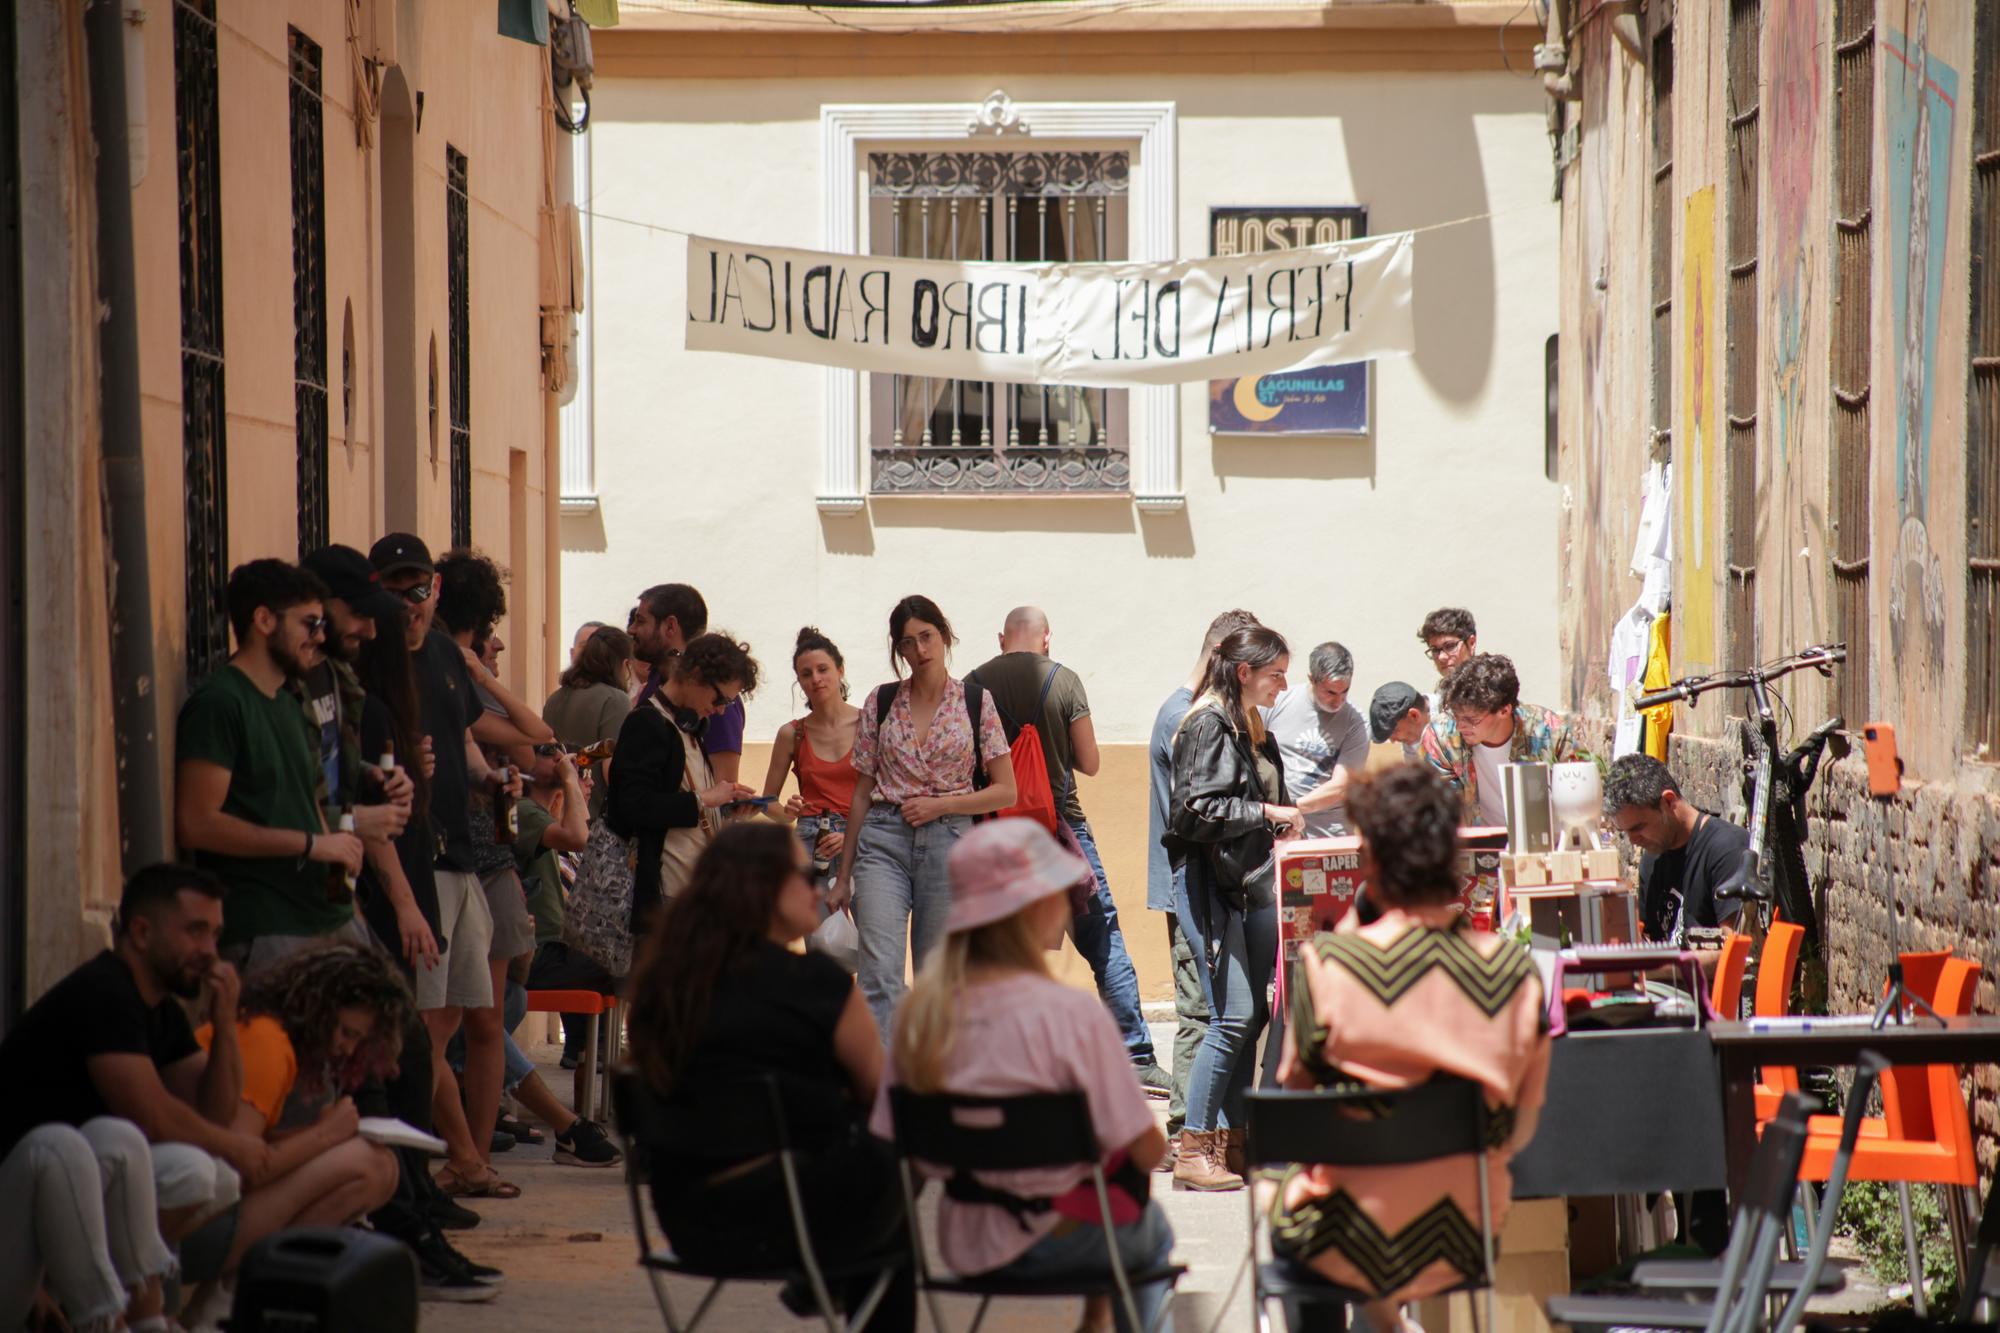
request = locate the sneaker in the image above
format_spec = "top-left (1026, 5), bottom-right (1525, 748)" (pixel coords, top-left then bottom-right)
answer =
top-left (427, 1193), bottom-right (482, 1232)
top-left (553, 1117), bottom-right (623, 1168)
top-left (559, 1053), bottom-right (580, 1071)
top-left (413, 1231), bottom-right (501, 1303)
top-left (1134, 1061), bottom-right (1173, 1100)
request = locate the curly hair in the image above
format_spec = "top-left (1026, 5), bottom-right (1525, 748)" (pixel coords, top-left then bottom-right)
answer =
top-left (1346, 765), bottom-right (1462, 908)
top-left (1441, 652), bottom-right (1521, 717)
top-left (239, 941), bottom-right (415, 1097)
top-left (435, 548), bottom-right (508, 640)
top-left (672, 631), bottom-right (760, 697)
top-left (1603, 753), bottom-right (1681, 813)
top-left (1418, 607), bottom-right (1477, 644)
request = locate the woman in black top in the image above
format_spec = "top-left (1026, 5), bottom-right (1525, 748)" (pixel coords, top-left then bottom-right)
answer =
top-left (626, 822), bottom-right (912, 1331)
top-left (605, 633), bottom-right (760, 933)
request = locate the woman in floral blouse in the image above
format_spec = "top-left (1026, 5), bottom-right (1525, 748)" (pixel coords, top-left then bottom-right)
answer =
top-left (830, 595), bottom-right (1017, 1037)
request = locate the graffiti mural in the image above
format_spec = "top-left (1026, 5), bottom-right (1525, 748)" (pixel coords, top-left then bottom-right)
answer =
top-left (1678, 186), bottom-right (1720, 672)
top-left (1885, 7), bottom-right (1953, 671)
top-left (1765, 0), bottom-right (1826, 644)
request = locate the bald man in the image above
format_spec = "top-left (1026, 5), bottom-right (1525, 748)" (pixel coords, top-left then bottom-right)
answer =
top-left (568, 621), bottom-right (608, 665)
top-left (970, 608), bottom-right (1169, 1097)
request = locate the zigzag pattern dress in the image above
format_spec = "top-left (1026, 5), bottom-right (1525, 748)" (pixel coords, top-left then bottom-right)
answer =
top-left (1266, 905), bottom-right (1552, 1300)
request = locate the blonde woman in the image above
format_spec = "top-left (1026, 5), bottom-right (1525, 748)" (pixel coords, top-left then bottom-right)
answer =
top-left (872, 820), bottom-right (1175, 1333)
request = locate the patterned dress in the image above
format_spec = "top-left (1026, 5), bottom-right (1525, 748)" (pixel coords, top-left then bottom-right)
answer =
top-left (1267, 905), bottom-right (1551, 1300)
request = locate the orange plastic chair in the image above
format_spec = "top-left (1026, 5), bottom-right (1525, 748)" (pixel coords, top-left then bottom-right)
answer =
top-left (1709, 931), bottom-right (1751, 1022)
top-left (1751, 921), bottom-right (1806, 1120)
top-left (524, 988), bottom-right (620, 1120)
top-left (1797, 958), bottom-right (1984, 1187)
top-left (1804, 950), bottom-right (1953, 1141)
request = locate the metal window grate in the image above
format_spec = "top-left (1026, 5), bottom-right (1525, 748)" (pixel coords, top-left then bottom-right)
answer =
top-left (1832, 0), bottom-right (1875, 730)
top-left (1969, 3), bottom-right (2000, 757)
top-left (1650, 26), bottom-right (1675, 448)
top-left (446, 145), bottom-right (471, 547)
top-left (1724, 0), bottom-right (1762, 671)
top-left (289, 28), bottom-right (328, 556)
top-left (866, 151), bottom-right (1130, 494)
top-left (175, 0), bottom-right (229, 680)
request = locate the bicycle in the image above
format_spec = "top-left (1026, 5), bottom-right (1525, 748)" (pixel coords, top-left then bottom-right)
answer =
top-left (1632, 642), bottom-right (1848, 1006)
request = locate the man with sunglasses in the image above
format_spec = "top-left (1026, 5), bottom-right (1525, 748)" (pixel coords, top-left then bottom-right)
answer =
top-left (175, 559), bottom-right (370, 970)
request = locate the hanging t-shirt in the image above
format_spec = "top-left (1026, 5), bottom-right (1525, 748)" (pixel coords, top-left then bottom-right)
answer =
top-left (1471, 741), bottom-right (1510, 827)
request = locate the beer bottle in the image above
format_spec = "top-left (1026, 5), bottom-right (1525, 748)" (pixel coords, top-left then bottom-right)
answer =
top-left (573, 738), bottom-right (615, 768)
top-left (493, 766), bottom-right (519, 843)
top-left (328, 809), bottom-right (358, 904)
top-left (374, 740), bottom-right (397, 796)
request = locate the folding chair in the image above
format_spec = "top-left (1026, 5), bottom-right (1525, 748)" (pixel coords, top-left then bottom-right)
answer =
top-left (1231, 1078), bottom-right (1499, 1333)
top-left (886, 1087), bottom-right (1186, 1333)
top-left (1547, 1091), bottom-right (1819, 1333)
top-left (608, 1069), bottom-right (902, 1333)
top-left (1952, 1169), bottom-right (2000, 1324)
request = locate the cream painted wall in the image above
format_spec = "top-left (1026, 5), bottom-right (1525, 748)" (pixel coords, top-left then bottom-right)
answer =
top-left (564, 69), bottom-right (1562, 754)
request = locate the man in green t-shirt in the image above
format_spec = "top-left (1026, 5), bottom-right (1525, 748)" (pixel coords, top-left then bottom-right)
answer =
top-left (175, 559), bottom-right (367, 964)
top-left (515, 754), bottom-right (615, 1075)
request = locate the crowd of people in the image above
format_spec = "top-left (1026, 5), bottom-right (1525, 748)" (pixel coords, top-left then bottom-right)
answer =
top-left (0, 548), bottom-right (1755, 1331)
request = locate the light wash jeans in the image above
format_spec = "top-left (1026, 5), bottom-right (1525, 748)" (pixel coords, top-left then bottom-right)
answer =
top-left (0, 1118), bottom-right (176, 1333)
top-left (1066, 818), bottom-right (1155, 1064)
top-left (852, 804), bottom-right (971, 1038)
top-left (1176, 859), bottom-right (1276, 1135)
top-left (986, 1199), bottom-right (1177, 1333)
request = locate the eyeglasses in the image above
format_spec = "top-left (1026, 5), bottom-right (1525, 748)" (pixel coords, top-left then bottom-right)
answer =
top-left (298, 615), bottom-right (327, 638)
top-left (395, 583), bottom-right (434, 605)
top-left (1424, 639), bottom-right (1464, 661)
top-left (711, 684), bottom-right (742, 709)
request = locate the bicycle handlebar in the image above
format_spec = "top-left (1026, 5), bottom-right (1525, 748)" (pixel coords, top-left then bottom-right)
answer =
top-left (1630, 643), bottom-right (1847, 712)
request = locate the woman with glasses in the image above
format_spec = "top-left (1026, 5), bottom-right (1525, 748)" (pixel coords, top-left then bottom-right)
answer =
top-left (829, 596), bottom-right (1017, 1038)
top-left (606, 632), bottom-right (762, 932)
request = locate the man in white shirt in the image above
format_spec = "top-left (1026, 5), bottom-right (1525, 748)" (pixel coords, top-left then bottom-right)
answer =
top-left (1264, 643), bottom-right (1372, 838)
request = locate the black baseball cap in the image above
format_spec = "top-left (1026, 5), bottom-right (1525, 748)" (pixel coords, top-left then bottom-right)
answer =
top-left (303, 545), bottom-right (406, 625)
top-left (368, 532), bottom-right (435, 578)
top-left (1368, 681), bottom-right (1427, 743)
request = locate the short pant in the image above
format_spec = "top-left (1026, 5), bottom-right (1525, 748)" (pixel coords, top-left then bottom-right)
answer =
top-left (482, 866), bottom-right (538, 963)
top-left (417, 869), bottom-right (494, 1011)
top-left (221, 914), bottom-right (374, 978)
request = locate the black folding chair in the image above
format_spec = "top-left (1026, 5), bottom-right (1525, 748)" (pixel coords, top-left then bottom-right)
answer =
top-left (609, 1069), bottom-right (902, 1333)
top-left (1547, 1091), bottom-right (1820, 1333)
top-left (1230, 1078), bottom-right (1499, 1333)
top-left (1954, 1165), bottom-right (2000, 1324)
top-left (886, 1087), bottom-right (1186, 1333)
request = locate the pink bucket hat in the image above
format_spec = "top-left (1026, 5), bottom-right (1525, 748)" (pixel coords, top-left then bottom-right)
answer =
top-left (945, 819), bottom-right (1093, 934)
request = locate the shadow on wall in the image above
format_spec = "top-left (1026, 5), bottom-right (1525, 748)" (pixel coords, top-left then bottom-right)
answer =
top-left (869, 497), bottom-right (1138, 536)
top-left (1210, 432), bottom-right (1375, 486)
top-left (560, 506), bottom-right (608, 553)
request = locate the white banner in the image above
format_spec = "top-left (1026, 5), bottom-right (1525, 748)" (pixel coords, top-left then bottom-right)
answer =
top-left (684, 231), bottom-right (1414, 389)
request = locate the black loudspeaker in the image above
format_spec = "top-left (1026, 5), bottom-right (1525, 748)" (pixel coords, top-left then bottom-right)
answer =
top-left (229, 1227), bottom-right (418, 1332)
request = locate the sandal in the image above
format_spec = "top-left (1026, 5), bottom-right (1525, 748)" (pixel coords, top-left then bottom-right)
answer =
top-left (497, 1113), bottom-right (543, 1145)
top-left (435, 1163), bottom-right (522, 1199)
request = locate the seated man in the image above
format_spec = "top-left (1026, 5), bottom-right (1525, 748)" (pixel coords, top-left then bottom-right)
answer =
top-left (1367, 681), bottom-right (1429, 766)
top-left (185, 940), bottom-right (407, 1296)
top-left (0, 866), bottom-right (266, 1273)
top-left (1420, 653), bottom-right (1575, 826)
top-left (1265, 642), bottom-right (1371, 837)
top-left (1603, 753), bottom-right (1748, 953)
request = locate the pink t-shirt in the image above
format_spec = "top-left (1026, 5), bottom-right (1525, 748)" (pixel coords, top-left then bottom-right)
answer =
top-left (854, 677), bottom-right (1010, 806)
top-left (870, 972), bottom-right (1157, 1274)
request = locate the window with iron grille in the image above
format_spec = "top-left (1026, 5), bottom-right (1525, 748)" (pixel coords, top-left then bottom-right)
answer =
top-left (175, 0), bottom-right (229, 680)
top-left (866, 151), bottom-right (1129, 495)
top-left (1832, 0), bottom-right (1874, 731)
top-left (1724, 0), bottom-right (1761, 670)
top-left (446, 145), bottom-right (471, 547)
top-left (1650, 23), bottom-right (1675, 451)
top-left (1969, 3), bottom-right (2000, 758)
top-left (289, 28), bottom-right (328, 557)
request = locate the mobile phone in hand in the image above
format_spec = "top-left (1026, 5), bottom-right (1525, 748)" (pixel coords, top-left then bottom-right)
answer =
top-left (722, 795), bottom-right (776, 813)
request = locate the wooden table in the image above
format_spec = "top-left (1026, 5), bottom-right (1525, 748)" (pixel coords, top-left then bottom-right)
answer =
top-left (1709, 1015), bottom-right (2000, 1199)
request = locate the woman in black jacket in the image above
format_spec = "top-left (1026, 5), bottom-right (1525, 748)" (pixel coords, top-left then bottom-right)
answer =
top-left (606, 633), bottom-right (761, 933)
top-left (1166, 625), bottom-right (1305, 1192)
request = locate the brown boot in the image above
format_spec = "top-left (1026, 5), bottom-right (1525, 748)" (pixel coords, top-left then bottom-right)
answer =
top-left (1156, 1132), bottom-right (1180, 1174)
top-left (1224, 1127), bottom-right (1246, 1178)
top-left (1171, 1129), bottom-right (1244, 1192)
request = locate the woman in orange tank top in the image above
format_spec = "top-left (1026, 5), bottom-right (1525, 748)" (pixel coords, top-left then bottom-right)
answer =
top-left (762, 627), bottom-right (862, 880)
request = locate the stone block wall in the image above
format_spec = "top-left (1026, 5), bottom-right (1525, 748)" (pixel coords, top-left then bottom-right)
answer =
top-left (1667, 732), bottom-right (2000, 1180)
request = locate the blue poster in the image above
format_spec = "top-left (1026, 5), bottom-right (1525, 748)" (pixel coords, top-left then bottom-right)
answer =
top-left (1208, 206), bottom-right (1370, 436)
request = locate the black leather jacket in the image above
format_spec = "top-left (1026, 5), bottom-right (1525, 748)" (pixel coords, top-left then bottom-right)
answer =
top-left (1164, 702), bottom-right (1289, 909)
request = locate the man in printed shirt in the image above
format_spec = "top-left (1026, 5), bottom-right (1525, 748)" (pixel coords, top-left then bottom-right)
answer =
top-left (1419, 653), bottom-right (1576, 826)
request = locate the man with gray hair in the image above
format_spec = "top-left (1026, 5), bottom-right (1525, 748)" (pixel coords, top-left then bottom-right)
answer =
top-left (1264, 641), bottom-right (1372, 837)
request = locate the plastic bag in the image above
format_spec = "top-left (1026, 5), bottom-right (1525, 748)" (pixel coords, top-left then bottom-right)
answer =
top-left (808, 907), bottom-right (860, 973)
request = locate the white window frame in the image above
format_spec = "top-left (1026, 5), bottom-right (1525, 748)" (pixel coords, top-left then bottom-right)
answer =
top-left (818, 98), bottom-right (1182, 514)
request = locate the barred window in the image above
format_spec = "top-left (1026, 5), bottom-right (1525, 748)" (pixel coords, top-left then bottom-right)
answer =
top-left (1832, 0), bottom-right (1875, 731)
top-left (1969, 3), bottom-right (2000, 758)
top-left (290, 28), bottom-right (328, 556)
top-left (866, 151), bottom-right (1130, 495)
top-left (446, 145), bottom-right (471, 548)
top-left (175, 0), bottom-right (229, 680)
top-left (1724, 0), bottom-right (1762, 672)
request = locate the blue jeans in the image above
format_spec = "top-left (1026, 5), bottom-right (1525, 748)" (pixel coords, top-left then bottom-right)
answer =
top-left (986, 1200), bottom-right (1176, 1333)
top-left (795, 813), bottom-right (848, 874)
top-left (1066, 818), bottom-right (1156, 1065)
top-left (852, 805), bottom-right (971, 1039)
top-left (1176, 861), bottom-right (1275, 1134)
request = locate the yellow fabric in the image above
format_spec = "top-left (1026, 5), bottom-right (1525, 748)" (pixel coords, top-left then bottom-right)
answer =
top-left (1640, 612), bottom-right (1673, 760)
top-left (195, 1015), bottom-right (298, 1129)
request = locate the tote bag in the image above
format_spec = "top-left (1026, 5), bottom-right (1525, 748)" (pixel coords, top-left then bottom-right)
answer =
top-left (563, 807), bottom-right (641, 977)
